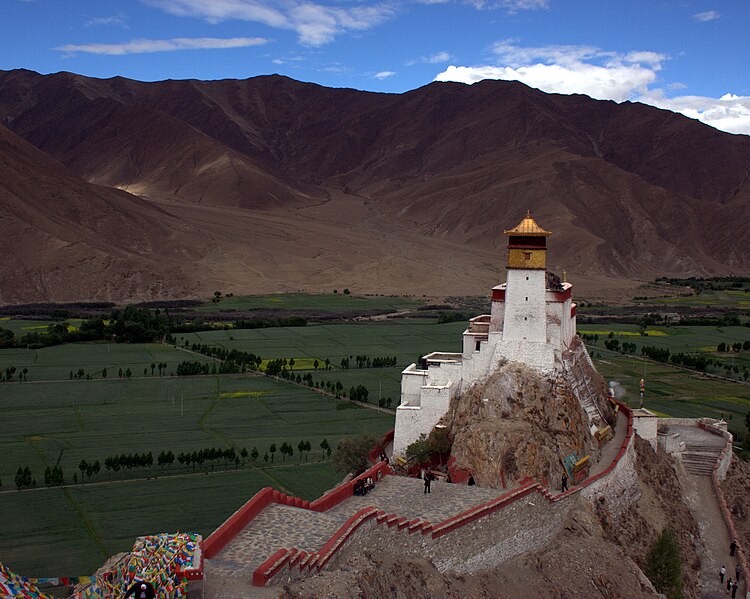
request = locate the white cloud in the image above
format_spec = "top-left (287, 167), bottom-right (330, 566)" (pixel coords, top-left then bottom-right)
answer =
top-left (644, 91), bottom-right (750, 135)
top-left (434, 40), bottom-right (749, 135)
top-left (55, 36), bottom-right (268, 55)
top-left (466, 0), bottom-right (548, 10)
top-left (374, 70), bottom-right (395, 79)
top-left (84, 15), bottom-right (128, 28)
top-left (437, 42), bottom-right (663, 102)
top-left (416, 0), bottom-right (547, 9)
top-left (143, 0), bottom-right (397, 46)
top-left (406, 50), bottom-right (452, 66)
top-left (423, 51), bottom-right (451, 64)
top-left (693, 10), bottom-right (720, 22)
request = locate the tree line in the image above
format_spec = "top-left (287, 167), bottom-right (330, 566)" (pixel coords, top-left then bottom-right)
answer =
top-left (10, 441), bottom-right (336, 491)
top-left (0, 306), bottom-right (308, 351)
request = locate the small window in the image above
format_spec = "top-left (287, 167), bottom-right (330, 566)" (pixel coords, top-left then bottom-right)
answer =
top-left (524, 317), bottom-right (528, 321)
top-left (524, 252), bottom-right (532, 260)
top-left (475, 340), bottom-right (481, 351)
top-left (526, 276), bottom-right (529, 280)
top-left (525, 297), bottom-right (528, 301)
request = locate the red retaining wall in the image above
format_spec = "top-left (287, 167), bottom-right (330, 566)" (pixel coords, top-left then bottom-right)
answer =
top-left (214, 404), bottom-right (638, 587)
top-left (204, 460), bottom-right (393, 563)
top-left (700, 425), bottom-right (750, 598)
top-left (203, 487), bottom-right (277, 559)
top-left (367, 429), bottom-right (395, 465)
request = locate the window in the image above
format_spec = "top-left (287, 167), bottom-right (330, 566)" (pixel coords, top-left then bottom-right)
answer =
top-left (525, 297), bottom-right (528, 301)
top-left (524, 252), bottom-right (532, 260)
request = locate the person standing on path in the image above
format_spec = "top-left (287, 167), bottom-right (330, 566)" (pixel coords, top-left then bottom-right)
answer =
top-left (735, 564), bottom-right (740, 581)
top-left (561, 473), bottom-right (569, 492)
top-left (731, 580), bottom-right (738, 598)
top-left (730, 540), bottom-right (737, 556)
top-left (726, 577), bottom-right (733, 594)
top-left (424, 471), bottom-right (432, 494)
top-left (720, 566), bottom-right (726, 583)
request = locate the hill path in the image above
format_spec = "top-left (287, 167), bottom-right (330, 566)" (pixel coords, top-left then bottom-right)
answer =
top-left (202, 476), bottom-right (502, 597)
top-left (669, 425), bottom-right (744, 599)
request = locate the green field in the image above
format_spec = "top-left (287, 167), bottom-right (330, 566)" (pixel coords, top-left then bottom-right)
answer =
top-left (0, 372), bottom-right (393, 576)
top-left (581, 324), bottom-right (750, 373)
top-left (593, 354), bottom-right (750, 433)
top-left (178, 320), bottom-right (468, 402)
top-left (0, 342), bottom-right (213, 382)
top-left (4, 316), bottom-right (750, 578)
top-left (640, 288), bottom-right (750, 308)
top-left (195, 292), bottom-right (425, 313)
top-left (0, 318), bottom-right (84, 334)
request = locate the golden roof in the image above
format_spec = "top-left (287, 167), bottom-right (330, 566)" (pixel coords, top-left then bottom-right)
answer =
top-left (503, 210), bottom-right (551, 237)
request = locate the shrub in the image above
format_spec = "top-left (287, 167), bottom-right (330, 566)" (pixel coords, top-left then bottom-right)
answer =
top-left (645, 528), bottom-right (684, 599)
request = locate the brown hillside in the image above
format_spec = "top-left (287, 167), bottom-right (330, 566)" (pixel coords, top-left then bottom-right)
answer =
top-left (1, 69), bottom-right (749, 302)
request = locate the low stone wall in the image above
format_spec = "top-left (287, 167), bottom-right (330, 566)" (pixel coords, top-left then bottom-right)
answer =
top-left (261, 402), bottom-right (638, 587)
top-left (578, 406), bottom-right (639, 518)
top-left (330, 484), bottom-right (572, 576)
top-left (699, 421), bottom-right (733, 481)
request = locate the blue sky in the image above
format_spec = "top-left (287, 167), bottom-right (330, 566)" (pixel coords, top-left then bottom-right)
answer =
top-left (3, 0), bottom-right (749, 133)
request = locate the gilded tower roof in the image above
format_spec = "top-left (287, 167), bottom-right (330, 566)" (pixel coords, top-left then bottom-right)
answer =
top-left (503, 210), bottom-right (551, 237)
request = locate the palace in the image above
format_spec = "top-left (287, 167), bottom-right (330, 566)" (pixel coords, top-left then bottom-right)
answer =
top-left (393, 211), bottom-right (580, 455)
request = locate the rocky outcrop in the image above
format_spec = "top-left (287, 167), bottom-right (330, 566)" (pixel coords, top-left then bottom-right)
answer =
top-left (443, 362), bottom-right (600, 488)
top-left (562, 337), bottom-right (614, 428)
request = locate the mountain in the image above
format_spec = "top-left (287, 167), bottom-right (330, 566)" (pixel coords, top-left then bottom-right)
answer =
top-left (1, 69), bottom-right (749, 302)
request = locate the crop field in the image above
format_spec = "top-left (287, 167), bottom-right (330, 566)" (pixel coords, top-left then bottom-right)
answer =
top-left (194, 292), bottom-right (425, 313)
top-left (179, 320), bottom-right (466, 365)
top-left (592, 354), bottom-right (750, 433)
top-left (3, 316), bottom-right (749, 577)
top-left (640, 289), bottom-right (750, 308)
top-left (178, 320), bottom-right (468, 403)
top-left (0, 371), bottom-right (393, 576)
top-left (581, 324), bottom-right (750, 371)
top-left (0, 318), bottom-right (84, 334)
top-left (0, 342), bottom-right (214, 382)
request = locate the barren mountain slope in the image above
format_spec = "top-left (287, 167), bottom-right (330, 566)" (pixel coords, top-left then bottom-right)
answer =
top-left (1, 69), bottom-right (749, 301)
top-left (0, 124), bottom-right (200, 302)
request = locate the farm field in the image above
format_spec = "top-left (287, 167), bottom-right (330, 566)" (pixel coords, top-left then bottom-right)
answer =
top-left (0, 342), bottom-right (213, 382)
top-left (592, 354), bottom-right (750, 434)
top-left (178, 320), bottom-right (468, 403)
top-left (178, 320), bottom-right (466, 366)
top-left (580, 324), bottom-right (750, 372)
top-left (0, 373), bottom-right (393, 576)
top-left (0, 317), bottom-right (84, 335)
top-left (3, 316), bottom-right (750, 577)
top-left (639, 288), bottom-right (750, 308)
top-left (194, 292), bottom-right (425, 313)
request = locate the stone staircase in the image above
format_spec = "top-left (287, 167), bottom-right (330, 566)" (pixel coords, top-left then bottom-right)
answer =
top-left (682, 443), bottom-right (725, 476)
top-left (203, 477), bottom-right (502, 595)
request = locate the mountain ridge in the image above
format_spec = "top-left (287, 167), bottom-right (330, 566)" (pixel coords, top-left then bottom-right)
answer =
top-left (1, 69), bottom-right (748, 302)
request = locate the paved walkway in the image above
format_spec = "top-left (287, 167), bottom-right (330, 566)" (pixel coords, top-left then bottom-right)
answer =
top-left (667, 425), bottom-right (744, 599)
top-left (201, 411), bottom-right (639, 597)
top-left (327, 475), bottom-right (501, 523)
top-left (589, 410), bottom-right (628, 478)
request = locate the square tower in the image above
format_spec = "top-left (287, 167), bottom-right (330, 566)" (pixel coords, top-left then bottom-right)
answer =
top-left (501, 211), bottom-right (551, 344)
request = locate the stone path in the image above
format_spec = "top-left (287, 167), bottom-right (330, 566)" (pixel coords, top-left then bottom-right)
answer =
top-left (667, 425), bottom-right (744, 599)
top-left (589, 410), bottom-right (628, 478)
top-left (326, 475), bottom-right (502, 523)
top-left (201, 413), bottom-right (639, 597)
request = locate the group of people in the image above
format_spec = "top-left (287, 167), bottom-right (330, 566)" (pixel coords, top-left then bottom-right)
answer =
top-left (353, 476), bottom-right (375, 496)
top-left (719, 540), bottom-right (743, 598)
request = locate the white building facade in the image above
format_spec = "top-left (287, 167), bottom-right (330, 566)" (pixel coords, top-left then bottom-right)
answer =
top-left (393, 212), bottom-right (578, 456)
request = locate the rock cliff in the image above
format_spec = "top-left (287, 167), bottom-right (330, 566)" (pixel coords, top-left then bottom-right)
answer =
top-left (444, 361), bottom-right (602, 488)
